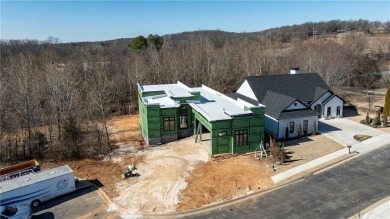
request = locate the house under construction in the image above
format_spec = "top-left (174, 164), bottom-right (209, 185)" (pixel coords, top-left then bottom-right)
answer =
top-left (137, 81), bottom-right (265, 155)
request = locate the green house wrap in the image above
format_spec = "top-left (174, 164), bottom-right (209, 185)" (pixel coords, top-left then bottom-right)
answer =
top-left (137, 82), bottom-right (265, 155)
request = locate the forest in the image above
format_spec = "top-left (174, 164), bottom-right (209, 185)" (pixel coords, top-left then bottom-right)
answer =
top-left (1, 19), bottom-right (390, 162)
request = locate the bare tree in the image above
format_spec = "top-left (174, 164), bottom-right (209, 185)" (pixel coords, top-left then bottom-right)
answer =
top-left (88, 63), bottom-right (112, 153)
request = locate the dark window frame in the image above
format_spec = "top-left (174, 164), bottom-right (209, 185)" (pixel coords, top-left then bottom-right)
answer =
top-left (289, 122), bottom-right (294, 133)
top-left (235, 130), bottom-right (248, 146)
top-left (163, 117), bottom-right (175, 131)
top-left (336, 106), bottom-right (341, 116)
top-left (179, 105), bottom-right (188, 129)
top-left (303, 120), bottom-right (308, 133)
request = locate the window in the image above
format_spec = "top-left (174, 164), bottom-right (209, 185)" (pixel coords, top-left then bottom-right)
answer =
top-left (218, 131), bottom-right (227, 137)
top-left (294, 102), bottom-right (297, 106)
top-left (163, 117), bottom-right (175, 131)
top-left (336, 106), bottom-right (341, 116)
top-left (2, 206), bottom-right (17, 216)
top-left (179, 105), bottom-right (188, 129)
top-left (303, 120), bottom-right (308, 134)
top-left (235, 130), bottom-right (248, 146)
top-left (289, 122), bottom-right (294, 133)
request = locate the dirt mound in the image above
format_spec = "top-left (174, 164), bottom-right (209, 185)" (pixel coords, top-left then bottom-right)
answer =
top-left (42, 155), bottom-right (144, 198)
top-left (177, 155), bottom-right (274, 211)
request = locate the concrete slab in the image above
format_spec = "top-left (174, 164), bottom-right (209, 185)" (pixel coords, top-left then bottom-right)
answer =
top-left (319, 118), bottom-right (385, 147)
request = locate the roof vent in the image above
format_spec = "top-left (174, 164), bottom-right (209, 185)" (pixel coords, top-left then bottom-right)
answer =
top-left (290, 67), bottom-right (300, 74)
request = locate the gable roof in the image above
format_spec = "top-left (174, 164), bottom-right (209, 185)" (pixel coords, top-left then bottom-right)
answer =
top-left (230, 91), bottom-right (320, 120)
top-left (323, 94), bottom-right (345, 105)
top-left (312, 87), bottom-right (332, 104)
top-left (236, 73), bottom-right (331, 103)
top-left (261, 91), bottom-right (296, 119)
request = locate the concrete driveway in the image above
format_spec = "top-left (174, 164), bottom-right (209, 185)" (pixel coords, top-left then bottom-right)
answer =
top-left (318, 118), bottom-right (385, 147)
top-left (32, 186), bottom-right (121, 219)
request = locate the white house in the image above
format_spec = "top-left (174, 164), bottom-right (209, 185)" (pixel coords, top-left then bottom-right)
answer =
top-left (230, 70), bottom-right (344, 140)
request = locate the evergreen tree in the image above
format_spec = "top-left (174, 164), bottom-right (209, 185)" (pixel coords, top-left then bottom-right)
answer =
top-left (147, 34), bottom-right (164, 51)
top-left (128, 36), bottom-right (148, 49)
top-left (383, 88), bottom-right (390, 126)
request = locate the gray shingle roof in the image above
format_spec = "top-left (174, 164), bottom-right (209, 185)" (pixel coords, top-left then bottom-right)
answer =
top-left (313, 87), bottom-right (331, 103)
top-left (279, 109), bottom-right (320, 119)
top-left (262, 91), bottom-right (296, 119)
top-left (237, 73), bottom-right (331, 103)
top-left (228, 93), bottom-right (259, 106)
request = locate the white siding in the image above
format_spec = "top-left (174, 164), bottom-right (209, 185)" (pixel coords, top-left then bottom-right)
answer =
top-left (278, 116), bottom-right (318, 139)
top-left (311, 91), bottom-right (332, 113)
top-left (324, 96), bottom-right (344, 118)
top-left (236, 80), bottom-right (258, 101)
top-left (285, 101), bottom-right (307, 110)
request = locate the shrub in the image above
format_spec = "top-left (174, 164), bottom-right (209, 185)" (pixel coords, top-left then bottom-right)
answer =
top-left (366, 113), bottom-right (370, 124)
top-left (373, 117), bottom-right (378, 125)
top-left (270, 142), bottom-right (286, 164)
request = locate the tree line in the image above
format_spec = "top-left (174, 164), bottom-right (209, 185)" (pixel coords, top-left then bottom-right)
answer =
top-left (1, 19), bottom-right (389, 162)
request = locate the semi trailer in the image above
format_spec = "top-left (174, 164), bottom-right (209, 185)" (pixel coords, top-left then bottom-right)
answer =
top-left (0, 165), bottom-right (76, 207)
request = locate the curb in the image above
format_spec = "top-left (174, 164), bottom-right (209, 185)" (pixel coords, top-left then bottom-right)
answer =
top-left (92, 151), bottom-right (357, 218)
top-left (348, 196), bottom-right (390, 219)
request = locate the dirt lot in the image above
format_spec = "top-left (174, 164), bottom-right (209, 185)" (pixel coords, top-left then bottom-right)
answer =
top-left (41, 115), bottom-right (145, 199)
top-left (274, 135), bottom-right (344, 174)
top-left (33, 115), bottom-right (345, 214)
top-left (42, 155), bottom-right (144, 198)
top-left (335, 87), bottom-right (386, 112)
top-left (177, 155), bottom-right (274, 211)
top-left (114, 137), bottom-right (209, 214)
top-left (334, 87), bottom-right (390, 134)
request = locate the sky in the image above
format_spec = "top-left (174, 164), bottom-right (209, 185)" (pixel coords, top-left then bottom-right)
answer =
top-left (1, 1), bottom-right (389, 43)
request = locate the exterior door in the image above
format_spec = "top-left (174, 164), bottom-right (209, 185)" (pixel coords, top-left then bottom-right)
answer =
top-left (327, 107), bottom-right (331, 117)
top-left (314, 104), bottom-right (322, 118)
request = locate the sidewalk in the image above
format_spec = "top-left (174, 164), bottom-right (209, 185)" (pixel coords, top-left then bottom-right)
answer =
top-left (272, 118), bottom-right (390, 184)
top-left (350, 197), bottom-right (390, 219)
top-left (361, 200), bottom-right (390, 219)
top-left (271, 148), bottom-right (349, 184)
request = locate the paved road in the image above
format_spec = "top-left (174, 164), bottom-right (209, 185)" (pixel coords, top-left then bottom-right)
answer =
top-left (185, 144), bottom-right (390, 219)
top-left (32, 186), bottom-right (121, 219)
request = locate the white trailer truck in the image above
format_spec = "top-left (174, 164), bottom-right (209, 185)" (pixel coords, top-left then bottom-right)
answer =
top-left (0, 165), bottom-right (76, 207)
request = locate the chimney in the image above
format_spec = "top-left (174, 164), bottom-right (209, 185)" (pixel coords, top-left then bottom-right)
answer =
top-left (290, 67), bottom-right (300, 74)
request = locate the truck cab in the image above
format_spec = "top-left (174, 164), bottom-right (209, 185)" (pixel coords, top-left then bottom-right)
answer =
top-left (0, 205), bottom-right (32, 219)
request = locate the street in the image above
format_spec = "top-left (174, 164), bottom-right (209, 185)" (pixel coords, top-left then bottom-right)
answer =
top-left (185, 144), bottom-right (390, 219)
top-left (30, 145), bottom-right (390, 219)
